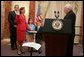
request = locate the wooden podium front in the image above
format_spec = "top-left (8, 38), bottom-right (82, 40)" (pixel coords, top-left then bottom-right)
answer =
top-left (38, 19), bottom-right (73, 56)
top-left (43, 34), bottom-right (69, 56)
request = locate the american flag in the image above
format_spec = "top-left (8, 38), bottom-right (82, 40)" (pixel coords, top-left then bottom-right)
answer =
top-left (34, 1), bottom-right (43, 26)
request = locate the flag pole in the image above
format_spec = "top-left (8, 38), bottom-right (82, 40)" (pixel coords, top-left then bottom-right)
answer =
top-left (43, 1), bottom-right (50, 19)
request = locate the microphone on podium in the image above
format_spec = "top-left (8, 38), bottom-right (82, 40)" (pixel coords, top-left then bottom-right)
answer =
top-left (54, 11), bottom-right (56, 18)
top-left (54, 11), bottom-right (59, 19)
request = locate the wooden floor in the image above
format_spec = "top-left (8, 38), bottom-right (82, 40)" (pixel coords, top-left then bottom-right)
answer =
top-left (1, 39), bottom-right (83, 56)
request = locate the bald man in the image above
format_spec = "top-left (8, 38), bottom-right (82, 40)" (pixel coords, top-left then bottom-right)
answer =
top-left (63, 4), bottom-right (76, 56)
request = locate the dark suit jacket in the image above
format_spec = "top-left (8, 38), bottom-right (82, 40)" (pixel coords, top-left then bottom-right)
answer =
top-left (64, 10), bottom-right (76, 36)
top-left (8, 11), bottom-right (16, 30)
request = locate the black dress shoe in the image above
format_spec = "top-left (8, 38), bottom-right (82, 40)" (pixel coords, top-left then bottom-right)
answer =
top-left (11, 48), bottom-right (16, 50)
top-left (15, 45), bottom-right (17, 49)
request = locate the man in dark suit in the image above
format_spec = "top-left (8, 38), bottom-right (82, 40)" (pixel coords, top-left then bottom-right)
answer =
top-left (8, 5), bottom-right (19, 50)
top-left (63, 4), bottom-right (76, 56)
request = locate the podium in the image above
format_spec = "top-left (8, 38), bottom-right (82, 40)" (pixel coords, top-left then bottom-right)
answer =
top-left (38, 18), bottom-right (73, 56)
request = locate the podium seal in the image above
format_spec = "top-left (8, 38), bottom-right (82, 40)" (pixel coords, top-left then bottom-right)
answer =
top-left (52, 20), bottom-right (63, 30)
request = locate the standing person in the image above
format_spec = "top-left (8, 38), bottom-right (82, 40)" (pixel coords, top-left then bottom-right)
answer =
top-left (15, 7), bottom-right (31, 55)
top-left (35, 16), bottom-right (44, 53)
top-left (8, 5), bottom-right (19, 50)
top-left (27, 18), bottom-right (35, 42)
top-left (63, 4), bottom-right (76, 56)
top-left (26, 18), bottom-right (35, 52)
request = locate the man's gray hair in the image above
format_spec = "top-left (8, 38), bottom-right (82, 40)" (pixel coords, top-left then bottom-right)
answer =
top-left (64, 3), bottom-right (73, 10)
